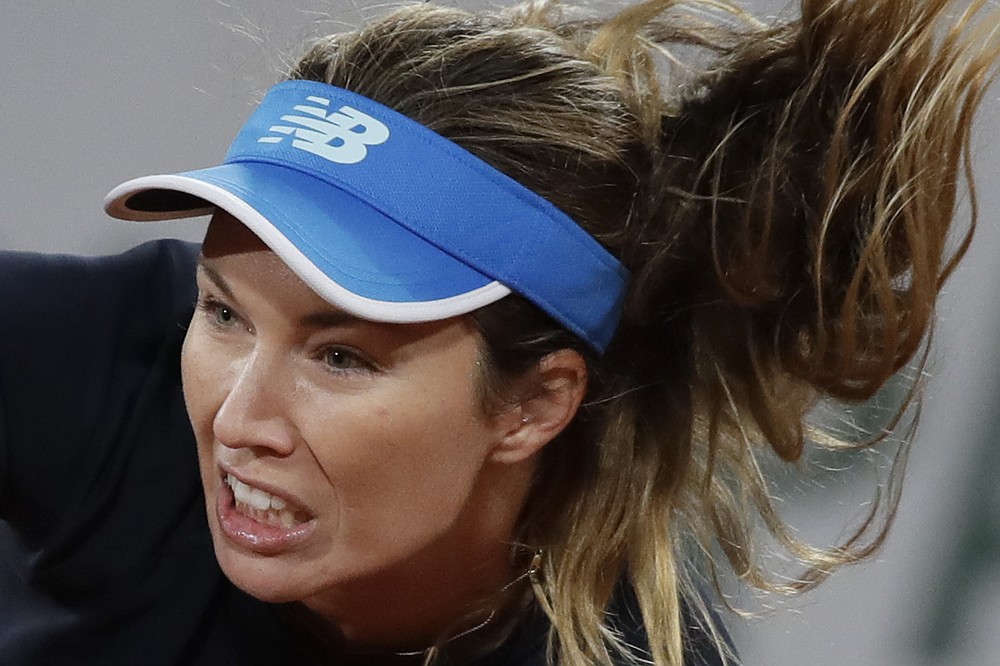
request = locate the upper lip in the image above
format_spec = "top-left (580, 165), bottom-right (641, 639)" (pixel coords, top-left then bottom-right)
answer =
top-left (218, 462), bottom-right (314, 518)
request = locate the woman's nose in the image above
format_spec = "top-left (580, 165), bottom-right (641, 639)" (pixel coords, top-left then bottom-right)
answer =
top-left (212, 349), bottom-right (297, 456)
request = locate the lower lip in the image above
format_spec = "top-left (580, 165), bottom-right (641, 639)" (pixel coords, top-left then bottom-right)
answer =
top-left (215, 481), bottom-right (317, 555)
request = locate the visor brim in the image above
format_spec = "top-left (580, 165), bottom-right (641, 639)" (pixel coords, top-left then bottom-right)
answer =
top-left (104, 162), bottom-right (511, 324)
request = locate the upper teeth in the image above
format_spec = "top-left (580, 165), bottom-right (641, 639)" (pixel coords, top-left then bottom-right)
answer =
top-left (226, 474), bottom-right (288, 511)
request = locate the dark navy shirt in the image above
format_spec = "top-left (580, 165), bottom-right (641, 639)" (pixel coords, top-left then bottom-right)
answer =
top-left (0, 241), bottom-right (728, 665)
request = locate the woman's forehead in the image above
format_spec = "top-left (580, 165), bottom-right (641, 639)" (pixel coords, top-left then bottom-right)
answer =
top-left (199, 211), bottom-right (361, 325)
top-left (198, 213), bottom-right (482, 354)
top-left (201, 210), bottom-right (270, 259)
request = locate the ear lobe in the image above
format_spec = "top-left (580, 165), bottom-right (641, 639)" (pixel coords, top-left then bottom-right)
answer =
top-left (489, 349), bottom-right (588, 465)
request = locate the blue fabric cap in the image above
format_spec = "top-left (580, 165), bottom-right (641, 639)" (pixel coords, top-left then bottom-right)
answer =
top-left (104, 80), bottom-right (629, 353)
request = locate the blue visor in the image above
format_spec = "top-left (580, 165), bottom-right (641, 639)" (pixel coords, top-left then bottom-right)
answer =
top-left (104, 80), bottom-right (629, 353)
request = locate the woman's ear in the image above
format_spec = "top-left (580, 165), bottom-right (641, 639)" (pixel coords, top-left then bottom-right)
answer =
top-left (489, 349), bottom-right (588, 464)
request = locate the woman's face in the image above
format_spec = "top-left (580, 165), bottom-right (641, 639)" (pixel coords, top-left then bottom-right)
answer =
top-left (181, 212), bottom-right (534, 627)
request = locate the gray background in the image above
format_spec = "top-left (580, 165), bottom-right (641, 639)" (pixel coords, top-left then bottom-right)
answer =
top-left (2, 1), bottom-right (999, 663)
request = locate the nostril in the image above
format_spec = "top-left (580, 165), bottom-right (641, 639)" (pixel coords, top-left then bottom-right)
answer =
top-left (212, 401), bottom-right (298, 456)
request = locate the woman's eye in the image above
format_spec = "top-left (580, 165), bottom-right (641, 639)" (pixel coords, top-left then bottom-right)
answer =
top-left (323, 347), bottom-right (370, 373)
top-left (197, 296), bottom-right (242, 329)
top-left (214, 305), bottom-right (237, 326)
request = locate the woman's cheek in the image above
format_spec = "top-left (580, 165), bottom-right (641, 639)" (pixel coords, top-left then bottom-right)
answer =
top-left (181, 324), bottom-right (225, 441)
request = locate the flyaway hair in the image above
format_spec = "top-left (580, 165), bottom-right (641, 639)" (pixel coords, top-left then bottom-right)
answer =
top-left (287, 0), bottom-right (1000, 663)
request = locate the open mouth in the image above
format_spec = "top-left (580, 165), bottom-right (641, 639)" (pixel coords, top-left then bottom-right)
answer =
top-left (225, 473), bottom-right (311, 528)
top-left (215, 471), bottom-right (317, 554)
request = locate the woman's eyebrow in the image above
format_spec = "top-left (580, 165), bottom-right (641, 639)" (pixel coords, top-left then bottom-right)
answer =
top-left (197, 255), bottom-right (364, 330)
top-left (298, 310), bottom-right (365, 330)
top-left (195, 258), bottom-right (239, 304)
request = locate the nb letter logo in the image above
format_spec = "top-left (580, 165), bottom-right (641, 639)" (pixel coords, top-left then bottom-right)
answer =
top-left (258, 96), bottom-right (390, 164)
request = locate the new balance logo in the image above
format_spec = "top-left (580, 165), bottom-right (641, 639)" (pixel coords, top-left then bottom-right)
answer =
top-left (258, 95), bottom-right (390, 164)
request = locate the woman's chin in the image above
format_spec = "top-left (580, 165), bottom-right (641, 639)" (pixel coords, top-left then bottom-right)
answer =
top-left (214, 547), bottom-right (315, 603)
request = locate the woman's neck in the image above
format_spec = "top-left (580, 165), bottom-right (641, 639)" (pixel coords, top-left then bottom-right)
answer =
top-left (284, 548), bottom-right (537, 665)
